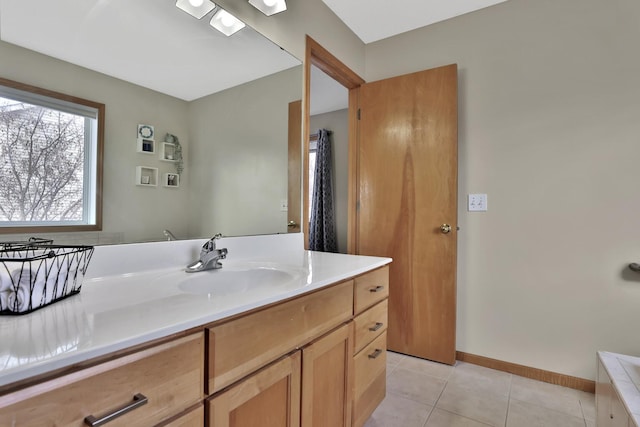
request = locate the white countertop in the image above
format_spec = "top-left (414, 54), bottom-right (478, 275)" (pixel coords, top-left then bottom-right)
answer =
top-left (0, 234), bottom-right (391, 389)
top-left (598, 351), bottom-right (640, 426)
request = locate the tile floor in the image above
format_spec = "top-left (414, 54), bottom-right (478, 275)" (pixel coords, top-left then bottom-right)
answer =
top-left (364, 351), bottom-right (596, 427)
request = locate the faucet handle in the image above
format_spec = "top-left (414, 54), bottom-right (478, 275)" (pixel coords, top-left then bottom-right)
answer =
top-left (202, 233), bottom-right (223, 253)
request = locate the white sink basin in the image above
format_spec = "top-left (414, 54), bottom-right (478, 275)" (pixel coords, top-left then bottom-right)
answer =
top-left (177, 262), bottom-right (306, 296)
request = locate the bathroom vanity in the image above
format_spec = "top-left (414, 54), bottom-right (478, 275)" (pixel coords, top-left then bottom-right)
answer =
top-left (596, 351), bottom-right (640, 426)
top-left (0, 234), bottom-right (391, 427)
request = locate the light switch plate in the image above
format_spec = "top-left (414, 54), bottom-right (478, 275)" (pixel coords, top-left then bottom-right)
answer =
top-left (468, 194), bottom-right (487, 211)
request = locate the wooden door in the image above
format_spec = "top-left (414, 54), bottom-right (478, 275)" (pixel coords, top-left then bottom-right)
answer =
top-left (288, 100), bottom-right (302, 233)
top-left (301, 323), bottom-right (353, 427)
top-left (356, 64), bottom-right (458, 364)
top-left (207, 352), bottom-right (301, 427)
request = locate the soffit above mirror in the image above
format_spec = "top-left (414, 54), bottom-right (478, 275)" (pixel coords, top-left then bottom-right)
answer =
top-left (0, 0), bottom-right (301, 101)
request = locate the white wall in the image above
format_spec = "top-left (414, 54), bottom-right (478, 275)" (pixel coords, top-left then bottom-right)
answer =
top-left (187, 67), bottom-right (302, 238)
top-left (310, 109), bottom-right (349, 253)
top-left (0, 41), bottom-right (191, 244)
top-left (365, 0), bottom-right (640, 380)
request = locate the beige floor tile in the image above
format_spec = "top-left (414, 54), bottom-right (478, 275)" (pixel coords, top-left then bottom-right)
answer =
top-left (447, 362), bottom-right (512, 398)
top-left (436, 382), bottom-right (509, 426)
top-left (506, 399), bottom-right (586, 427)
top-left (363, 392), bottom-right (433, 427)
top-left (386, 351), bottom-right (405, 376)
top-left (387, 351), bottom-right (406, 367)
top-left (397, 356), bottom-right (455, 380)
top-left (387, 367), bottom-right (447, 405)
top-left (425, 408), bottom-right (493, 426)
top-left (509, 376), bottom-right (583, 419)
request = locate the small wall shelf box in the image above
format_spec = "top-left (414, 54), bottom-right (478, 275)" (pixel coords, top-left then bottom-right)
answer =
top-left (137, 137), bottom-right (155, 154)
top-left (164, 173), bottom-right (180, 188)
top-left (160, 142), bottom-right (176, 162)
top-left (136, 166), bottom-right (158, 187)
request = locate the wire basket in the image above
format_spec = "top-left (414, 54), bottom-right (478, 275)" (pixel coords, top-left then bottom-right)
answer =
top-left (0, 237), bottom-right (54, 251)
top-left (0, 243), bottom-right (94, 315)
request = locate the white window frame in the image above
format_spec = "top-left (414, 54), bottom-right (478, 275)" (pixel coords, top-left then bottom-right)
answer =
top-left (0, 77), bottom-right (104, 233)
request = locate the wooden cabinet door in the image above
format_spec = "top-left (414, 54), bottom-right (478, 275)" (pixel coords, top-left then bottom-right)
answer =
top-left (356, 64), bottom-right (458, 364)
top-left (301, 323), bottom-right (353, 427)
top-left (207, 352), bottom-right (301, 427)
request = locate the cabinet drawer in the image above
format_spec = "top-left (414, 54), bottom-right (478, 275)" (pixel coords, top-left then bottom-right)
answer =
top-left (0, 333), bottom-right (204, 427)
top-left (208, 281), bottom-right (353, 393)
top-left (354, 267), bottom-right (389, 314)
top-left (353, 332), bottom-right (387, 427)
top-left (162, 404), bottom-right (204, 427)
top-left (354, 300), bottom-right (388, 354)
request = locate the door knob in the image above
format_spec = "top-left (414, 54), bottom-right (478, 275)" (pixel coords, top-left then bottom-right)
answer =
top-left (287, 220), bottom-right (298, 228)
top-left (440, 224), bottom-right (452, 234)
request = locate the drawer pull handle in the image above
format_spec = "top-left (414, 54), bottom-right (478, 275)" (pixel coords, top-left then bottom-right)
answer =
top-left (368, 349), bottom-right (383, 359)
top-left (369, 322), bottom-right (384, 332)
top-left (84, 393), bottom-right (148, 427)
top-left (369, 285), bottom-right (385, 293)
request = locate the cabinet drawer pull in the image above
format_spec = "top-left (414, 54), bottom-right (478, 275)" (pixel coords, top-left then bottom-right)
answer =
top-left (84, 393), bottom-right (148, 427)
top-left (369, 322), bottom-right (384, 332)
top-left (369, 285), bottom-right (385, 293)
top-left (368, 349), bottom-right (383, 359)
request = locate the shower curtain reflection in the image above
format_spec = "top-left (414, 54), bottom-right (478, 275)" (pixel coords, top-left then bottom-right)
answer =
top-left (309, 129), bottom-right (337, 252)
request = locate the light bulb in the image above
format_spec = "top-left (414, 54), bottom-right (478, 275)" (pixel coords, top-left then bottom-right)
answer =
top-left (263, 0), bottom-right (277, 6)
top-left (220, 11), bottom-right (234, 27)
top-left (189, 0), bottom-right (204, 6)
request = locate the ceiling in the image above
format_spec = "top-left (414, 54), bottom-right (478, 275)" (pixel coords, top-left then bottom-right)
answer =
top-left (321, 0), bottom-right (510, 44)
top-left (0, 0), bottom-right (299, 101)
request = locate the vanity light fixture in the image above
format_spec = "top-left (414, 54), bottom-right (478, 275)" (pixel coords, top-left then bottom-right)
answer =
top-left (248, 0), bottom-right (287, 16)
top-left (175, 0), bottom-right (216, 19)
top-left (210, 9), bottom-right (246, 36)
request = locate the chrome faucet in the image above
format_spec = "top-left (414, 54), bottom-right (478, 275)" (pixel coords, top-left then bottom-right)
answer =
top-left (163, 229), bottom-right (177, 241)
top-left (185, 233), bottom-right (228, 273)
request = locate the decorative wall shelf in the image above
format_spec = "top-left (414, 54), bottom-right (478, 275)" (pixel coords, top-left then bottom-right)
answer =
top-left (137, 137), bottom-right (155, 154)
top-left (136, 166), bottom-right (158, 187)
top-left (160, 142), bottom-right (176, 162)
top-left (164, 173), bottom-right (180, 188)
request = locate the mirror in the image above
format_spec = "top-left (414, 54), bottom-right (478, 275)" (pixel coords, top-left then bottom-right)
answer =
top-left (0, 0), bottom-right (302, 244)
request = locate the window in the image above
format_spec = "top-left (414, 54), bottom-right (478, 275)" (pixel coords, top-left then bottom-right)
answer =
top-left (0, 78), bottom-right (104, 233)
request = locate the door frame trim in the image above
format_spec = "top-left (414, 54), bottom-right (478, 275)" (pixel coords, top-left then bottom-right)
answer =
top-left (303, 36), bottom-right (364, 252)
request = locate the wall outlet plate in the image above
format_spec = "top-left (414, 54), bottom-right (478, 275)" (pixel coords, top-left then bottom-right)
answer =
top-left (468, 194), bottom-right (487, 211)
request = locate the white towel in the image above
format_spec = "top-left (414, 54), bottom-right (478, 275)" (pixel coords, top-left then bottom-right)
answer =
top-left (45, 259), bottom-right (59, 303)
top-left (0, 264), bottom-right (12, 293)
top-left (0, 290), bottom-right (9, 311)
top-left (57, 260), bottom-right (71, 299)
top-left (7, 267), bottom-right (46, 313)
top-left (1, 264), bottom-right (15, 311)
